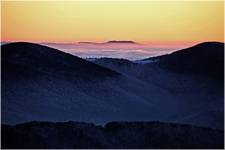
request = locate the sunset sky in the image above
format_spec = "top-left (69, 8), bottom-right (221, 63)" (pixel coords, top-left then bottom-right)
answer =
top-left (1, 1), bottom-right (224, 59)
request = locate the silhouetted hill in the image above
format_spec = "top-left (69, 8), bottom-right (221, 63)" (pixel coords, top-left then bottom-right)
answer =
top-left (144, 42), bottom-right (224, 81)
top-left (2, 121), bottom-right (223, 149)
top-left (2, 42), bottom-right (120, 81)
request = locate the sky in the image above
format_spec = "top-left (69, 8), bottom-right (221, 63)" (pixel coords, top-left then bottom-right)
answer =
top-left (1, 1), bottom-right (224, 60)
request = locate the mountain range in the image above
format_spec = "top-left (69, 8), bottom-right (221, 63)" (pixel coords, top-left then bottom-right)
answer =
top-left (1, 42), bottom-right (224, 130)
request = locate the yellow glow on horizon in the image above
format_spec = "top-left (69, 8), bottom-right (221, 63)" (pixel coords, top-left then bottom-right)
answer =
top-left (1, 1), bottom-right (224, 44)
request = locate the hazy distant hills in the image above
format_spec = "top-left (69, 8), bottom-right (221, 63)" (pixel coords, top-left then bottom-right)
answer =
top-left (1, 42), bottom-right (224, 130)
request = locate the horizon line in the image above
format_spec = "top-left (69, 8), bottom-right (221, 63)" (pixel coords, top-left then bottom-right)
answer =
top-left (1, 40), bottom-right (224, 45)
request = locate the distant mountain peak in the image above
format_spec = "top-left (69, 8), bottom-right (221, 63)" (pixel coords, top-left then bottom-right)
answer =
top-left (78, 40), bottom-right (139, 45)
top-left (106, 40), bottom-right (138, 44)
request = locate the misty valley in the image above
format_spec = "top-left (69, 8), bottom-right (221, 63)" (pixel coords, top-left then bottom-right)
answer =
top-left (1, 42), bottom-right (224, 148)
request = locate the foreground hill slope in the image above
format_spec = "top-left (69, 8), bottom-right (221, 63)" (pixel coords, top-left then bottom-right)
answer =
top-left (2, 121), bottom-right (224, 149)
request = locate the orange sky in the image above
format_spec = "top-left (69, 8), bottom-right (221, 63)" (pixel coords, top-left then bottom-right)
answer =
top-left (1, 1), bottom-right (224, 44)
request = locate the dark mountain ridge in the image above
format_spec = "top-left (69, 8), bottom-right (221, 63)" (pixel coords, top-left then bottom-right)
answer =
top-left (2, 42), bottom-right (120, 81)
top-left (2, 121), bottom-right (224, 149)
top-left (144, 42), bottom-right (224, 81)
